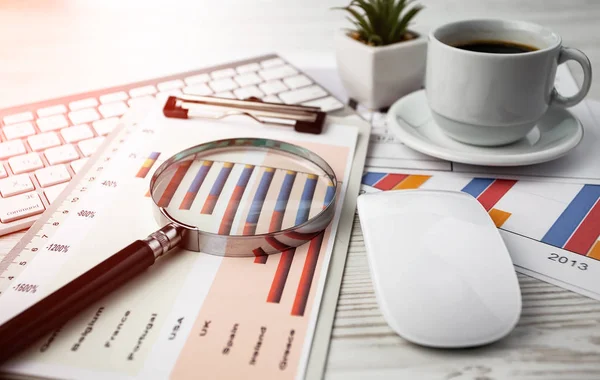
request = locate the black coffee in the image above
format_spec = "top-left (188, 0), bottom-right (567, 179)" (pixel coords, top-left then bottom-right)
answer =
top-left (454, 40), bottom-right (538, 54)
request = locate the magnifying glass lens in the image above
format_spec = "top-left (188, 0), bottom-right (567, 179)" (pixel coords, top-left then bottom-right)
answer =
top-left (150, 146), bottom-right (335, 237)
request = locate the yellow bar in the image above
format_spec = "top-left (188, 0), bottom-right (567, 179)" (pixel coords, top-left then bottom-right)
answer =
top-left (142, 158), bottom-right (155, 168)
top-left (489, 208), bottom-right (511, 228)
top-left (224, 162), bottom-right (234, 168)
top-left (392, 175), bottom-right (431, 190)
top-left (588, 241), bottom-right (600, 260)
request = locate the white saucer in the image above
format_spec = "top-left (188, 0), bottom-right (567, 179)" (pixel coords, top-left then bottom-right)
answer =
top-left (387, 90), bottom-right (584, 166)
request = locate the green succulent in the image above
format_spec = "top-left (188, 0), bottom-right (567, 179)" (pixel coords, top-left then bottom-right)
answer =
top-left (334, 0), bottom-right (423, 46)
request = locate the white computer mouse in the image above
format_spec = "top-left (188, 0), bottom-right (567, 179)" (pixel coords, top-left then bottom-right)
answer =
top-left (357, 189), bottom-right (521, 348)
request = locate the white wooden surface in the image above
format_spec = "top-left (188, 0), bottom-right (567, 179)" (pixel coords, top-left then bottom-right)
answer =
top-left (1, 1), bottom-right (600, 379)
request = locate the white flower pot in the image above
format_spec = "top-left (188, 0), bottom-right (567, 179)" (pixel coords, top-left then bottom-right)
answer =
top-left (335, 29), bottom-right (427, 110)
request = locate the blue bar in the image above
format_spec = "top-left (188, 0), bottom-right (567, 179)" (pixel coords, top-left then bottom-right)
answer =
top-left (295, 176), bottom-right (317, 225)
top-left (245, 168), bottom-right (275, 225)
top-left (461, 178), bottom-right (495, 198)
top-left (542, 185), bottom-right (600, 247)
top-left (187, 161), bottom-right (212, 194)
top-left (324, 184), bottom-right (336, 206)
top-left (208, 163), bottom-right (233, 196)
top-left (274, 171), bottom-right (297, 212)
top-left (362, 172), bottom-right (386, 186)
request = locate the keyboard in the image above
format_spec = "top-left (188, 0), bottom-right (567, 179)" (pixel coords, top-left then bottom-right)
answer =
top-left (0, 54), bottom-right (344, 236)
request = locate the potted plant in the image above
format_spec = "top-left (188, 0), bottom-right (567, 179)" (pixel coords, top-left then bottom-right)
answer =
top-left (334, 0), bottom-right (426, 110)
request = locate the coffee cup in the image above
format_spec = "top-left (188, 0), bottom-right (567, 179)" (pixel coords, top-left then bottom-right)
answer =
top-left (425, 19), bottom-right (592, 146)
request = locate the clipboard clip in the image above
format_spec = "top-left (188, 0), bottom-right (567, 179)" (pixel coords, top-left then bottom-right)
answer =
top-left (163, 95), bottom-right (326, 134)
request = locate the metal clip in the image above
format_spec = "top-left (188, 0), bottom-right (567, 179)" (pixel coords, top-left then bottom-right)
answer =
top-left (163, 95), bottom-right (326, 134)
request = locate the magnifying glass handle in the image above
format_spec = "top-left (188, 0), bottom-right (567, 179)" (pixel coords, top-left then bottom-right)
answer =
top-left (0, 224), bottom-right (183, 364)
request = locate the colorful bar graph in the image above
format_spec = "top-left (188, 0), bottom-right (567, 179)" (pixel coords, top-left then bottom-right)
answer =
top-left (267, 175), bottom-right (319, 303)
top-left (461, 178), bottom-right (494, 198)
top-left (268, 171), bottom-right (297, 232)
top-left (201, 162), bottom-right (234, 214)
top-left (477, 179), bottom-right (517, 211)
top-left (588, 241), bottom-right (600, 260)
top-left (179, 161), bottom-right (213, 210)
top-left (218, 165), bottom-right (254, 235)
top-left (244, 168), bottom-right (275, 236)
top-left (136, 152), bottom-right (160, 178)
top-left (564, 199), bottom-right (600, 255)
top-left (363, 172), bottom-right (408, 190)
top-left (361, 172), bottom-right (386, 186)
top-left (542, 185), bottom-right (600, 248)
top-left (393, 175), bottom-right (431, 190)
top-left (489, 208), bottom-right (512, 228)
top-left (157, 160), bottom-right (193, 207)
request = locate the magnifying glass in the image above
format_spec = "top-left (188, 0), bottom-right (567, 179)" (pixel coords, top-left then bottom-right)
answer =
top-left (0, 138), bottom-right (337, 364)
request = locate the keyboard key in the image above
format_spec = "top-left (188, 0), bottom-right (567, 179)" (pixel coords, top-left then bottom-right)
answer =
top-left (0, 174), bottom-right (34, 197)
top-left (44, 183), bottom-right (68, 203)
top-left (3, 112), bottom-right (34, 125)
top-left (3, 121), bottom-right (36, 140)
top-left (236, 63), bottom-right (261, 74)
top-left (262, 95), bottom-right (283, 104)
top-left (234, 73), bottom-right (262, 87)
top-left (157, 79), bottom-right (185, 92)
top-left (258, 65), bottom-right (298, 81)
top-left (283, 74), bottom-right (312, 89)
top-left (208, 78), bottom-right (238, 93)
top-left (259, 80), bottom-right (288, 95)
top-left (129, 85), bottom-right (157, 98)
top-left (37, 114), bottom-right (69, 132)
top-left (60, 124), bottom-right (94, 143)
top-left (211, 68), bottom-right (236, 79)
top-left (0, 192), bottom-right (45, 222)
top-left (69, 108), bottom-right (100, 125)
top-left (78, 137), bottom-right (105, 157)
top-left (92, 118), bottom-right (119, 136)
top-left (184, 73), bottom-right (210, 85)
top-left (234, 86), bottom-right (264, 100)
top-left (27, 132), bottom-right (61, 152)
top-left (128, 96), bottom-right (155, 109)
top-left (9, 153), bottom-right (44, 174)
top-left (302, 96), bottom-right (345, 112)
top-left (69, 98), bottom-right (98, 111)
top-left (44, 144), bottom-right (80, 165)
top-left (156, 89), bottom-right (183, 103)
top-left (99, 91), bottom-right (129, 104)
top-left (70, 158), bottom-right (88, 174)
top-left (261, 58), bottom-right (285, 68)
top-left (37, 105), bottom-right (67, 118)
top-left (35, 164), bottom-right (71, 187)
top-left (0, 140), bottom-right (26, 160)
top-left (214, 91), bottom-right (236, 99)
top-left (278, 85), bottom-right (327, 104)
top-left (183, 84), bottom-right (213, 96)
top-left (0, 165), bottom-right (7, 179)
top-left (98, 101), bottom-right (128, 118)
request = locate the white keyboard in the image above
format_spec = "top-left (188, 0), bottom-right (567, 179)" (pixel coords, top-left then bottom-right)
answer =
top-left (0, 54), bottom-right (345, 236)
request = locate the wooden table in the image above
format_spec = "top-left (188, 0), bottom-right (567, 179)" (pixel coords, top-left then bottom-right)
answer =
top-left (1, 1), bottom-right (600, 379)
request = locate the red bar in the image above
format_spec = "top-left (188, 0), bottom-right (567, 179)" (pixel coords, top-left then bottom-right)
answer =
top-left (564, 200), bottom-right (600, 255)
top-left (157, 161), bottom-right (192, 207)
top-left (267, 249), bottom-right (295, 303)
top-left (253, 248), bottom-right (268, 264)
top-left (269, 211), bottom-right (285, 232)
top-left (218, 185), bottom-right (248, 235)
top-left (477, 179), bottom-right (517, 211)
top-left (373, 174), bottom-right (408, 191)
top-left (291, 232), bottom-right (324, 316)
top-left (284, 230), bottom-right (320, 241)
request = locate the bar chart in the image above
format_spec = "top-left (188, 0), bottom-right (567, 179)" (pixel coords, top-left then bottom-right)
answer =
top-left (362, 171), bottom-right (600, 261)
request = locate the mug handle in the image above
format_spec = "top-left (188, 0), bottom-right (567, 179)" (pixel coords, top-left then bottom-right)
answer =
top-left (551, 47), bottom-right (593, 107)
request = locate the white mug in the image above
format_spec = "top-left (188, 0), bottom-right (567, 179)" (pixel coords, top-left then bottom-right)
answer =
top-left (425, 19), bottom-right (592, 146)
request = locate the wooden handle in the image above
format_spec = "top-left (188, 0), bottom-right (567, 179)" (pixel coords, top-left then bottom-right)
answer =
top-left (0, 240), bottom-right (155, 364)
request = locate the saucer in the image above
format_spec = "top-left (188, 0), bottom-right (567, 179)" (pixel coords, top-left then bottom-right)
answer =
top-left (387, 90), bottom-right (583, 166)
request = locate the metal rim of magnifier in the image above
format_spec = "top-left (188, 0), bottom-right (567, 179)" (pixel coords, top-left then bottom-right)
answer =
top-left (148, 138), bottom-right (338, 257)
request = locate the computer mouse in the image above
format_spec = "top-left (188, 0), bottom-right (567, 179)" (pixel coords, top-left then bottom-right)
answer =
top-left (356, 189), bottom-right (521, 348)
